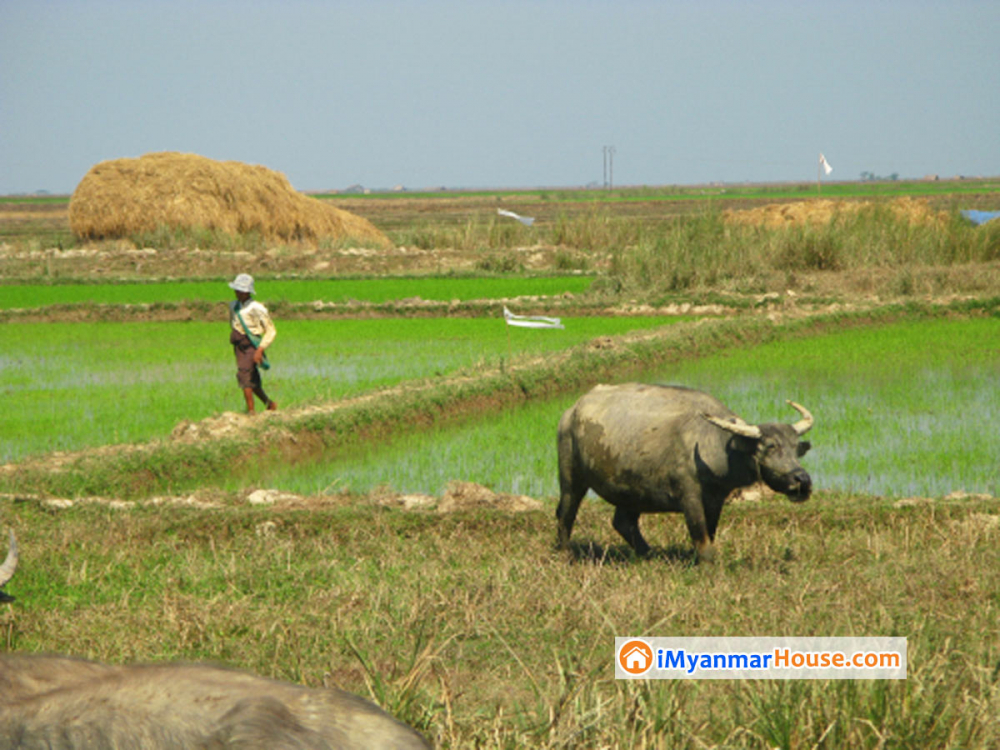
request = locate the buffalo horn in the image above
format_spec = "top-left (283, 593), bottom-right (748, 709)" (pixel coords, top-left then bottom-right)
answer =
top-left (787, 401), bottom-right (814, 435)
top-left (0, 529), bottom-right (17, 588)
top-left (702, 413), bottom-right (763, 439)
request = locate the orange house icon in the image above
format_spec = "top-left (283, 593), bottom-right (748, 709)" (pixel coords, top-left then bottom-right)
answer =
top-left (619, 640), bottom-right (653, 675)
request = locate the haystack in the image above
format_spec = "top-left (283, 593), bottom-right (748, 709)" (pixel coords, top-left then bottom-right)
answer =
top-left (723, 197), bottom-right (948, 229)
top-left (68, 152), bottom-right (390, 246)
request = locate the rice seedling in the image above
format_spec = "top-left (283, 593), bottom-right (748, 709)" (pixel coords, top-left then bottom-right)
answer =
top-left (0, 315), bottom-right (681, 462)
top-left (267, 318), bottom-right (999, 500)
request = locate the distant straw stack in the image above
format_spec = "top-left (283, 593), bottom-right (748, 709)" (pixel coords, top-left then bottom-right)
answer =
top-left (723, 197), bottom-right (947, 229)
top-left (68, 152), bottom-right (390, 246)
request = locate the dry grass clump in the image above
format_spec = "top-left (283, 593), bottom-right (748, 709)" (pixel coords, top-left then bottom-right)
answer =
top-left (68, 152), bottom-right (390, 246)
top-left (724, 196), bottom-right (948, 229)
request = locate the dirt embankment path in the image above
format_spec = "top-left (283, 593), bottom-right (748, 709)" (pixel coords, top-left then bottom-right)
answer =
top-left (0, 233), bottom-right (597, 282)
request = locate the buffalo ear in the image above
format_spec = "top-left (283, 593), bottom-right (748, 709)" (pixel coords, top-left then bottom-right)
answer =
top-left (724, 434), bottom-right (758, 454)
top-left (797, 440), bottom-right (812, 457)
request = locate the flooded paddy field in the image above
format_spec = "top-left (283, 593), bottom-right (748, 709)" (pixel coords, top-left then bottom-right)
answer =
top-left (266, 318), bottom-right (998, 500)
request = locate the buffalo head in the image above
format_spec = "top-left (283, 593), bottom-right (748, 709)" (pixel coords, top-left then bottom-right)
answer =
top-left (702, 400), bottom-right (813, 501)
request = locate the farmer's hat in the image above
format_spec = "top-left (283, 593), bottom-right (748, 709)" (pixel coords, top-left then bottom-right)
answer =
top-left (228, 273), bottom-right (255, 294)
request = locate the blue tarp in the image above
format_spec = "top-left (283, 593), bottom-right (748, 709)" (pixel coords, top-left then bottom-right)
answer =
top-left (960, 209), bottom-right (1000, 226)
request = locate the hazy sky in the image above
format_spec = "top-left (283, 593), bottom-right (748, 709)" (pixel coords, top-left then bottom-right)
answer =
top-left (2, 0), bottom-right (997, 194)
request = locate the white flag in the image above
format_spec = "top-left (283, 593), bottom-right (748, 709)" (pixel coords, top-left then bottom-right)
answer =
top-left (497, 208), bottom-right (535, 226)
top-left (819, 153), bottom-right (833, 175)
top-left (503, 306), bottom-right (564, 329)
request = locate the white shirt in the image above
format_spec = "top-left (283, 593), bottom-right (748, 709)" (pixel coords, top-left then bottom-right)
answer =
top-left (229, 299), bottom-right (277, 350)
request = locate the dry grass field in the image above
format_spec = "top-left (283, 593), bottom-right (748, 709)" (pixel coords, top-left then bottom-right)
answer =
top-left (3, 488), bottom-right (999, 749)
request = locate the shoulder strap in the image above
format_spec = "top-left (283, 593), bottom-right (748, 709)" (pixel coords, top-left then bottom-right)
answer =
top-left (235, 305), bottom-right (261, 348)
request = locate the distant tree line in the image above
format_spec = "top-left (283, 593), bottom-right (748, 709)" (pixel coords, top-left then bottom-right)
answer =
top-left (860, 171), bottom-right (899, 182)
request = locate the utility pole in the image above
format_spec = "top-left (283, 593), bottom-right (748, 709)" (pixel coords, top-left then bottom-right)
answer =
top-left (602, 146), bottom-right (608, 188)
top-left (608, 146), bottom-right (616, 190)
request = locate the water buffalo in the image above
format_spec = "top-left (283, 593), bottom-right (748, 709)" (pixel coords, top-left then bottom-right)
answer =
top-left (0, 531), bottom-right (430, 750)
top-left (557, 383), bottom-right (814, 562)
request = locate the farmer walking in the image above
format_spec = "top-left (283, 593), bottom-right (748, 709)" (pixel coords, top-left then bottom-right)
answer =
top-left (228, 273), bottom-right (277, 414)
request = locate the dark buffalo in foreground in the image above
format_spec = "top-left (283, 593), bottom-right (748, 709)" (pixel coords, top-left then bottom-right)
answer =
top-left (557, 383), bottom-right (814, 561)
top-left (0, 531), bottom-right (430, 750)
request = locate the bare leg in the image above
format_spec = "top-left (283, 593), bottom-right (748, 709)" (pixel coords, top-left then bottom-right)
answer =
top-left (253, 384), bottom-right (276, 410)
top-left (242, 387), bottom-right (256, 414)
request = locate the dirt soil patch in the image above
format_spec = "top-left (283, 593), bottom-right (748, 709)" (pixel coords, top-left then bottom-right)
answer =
top-left (0, 238), bottom-right (586, 281)
top-left (2, 480), bottom-right (546, 515)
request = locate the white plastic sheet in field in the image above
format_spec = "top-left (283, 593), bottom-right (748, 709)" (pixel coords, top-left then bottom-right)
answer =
top-left (497, 208), bottom-right (535, 226)
top-left (503, 306), bottom-right (564, 329)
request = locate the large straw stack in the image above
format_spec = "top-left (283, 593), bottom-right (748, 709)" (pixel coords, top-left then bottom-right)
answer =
top-left (68, 152), bottom-right (390, 246)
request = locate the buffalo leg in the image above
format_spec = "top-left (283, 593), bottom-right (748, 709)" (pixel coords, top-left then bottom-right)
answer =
top-left (556, 424), bottom-right (588, 549)
top-left (703, 494), bottom-right (725, 541)
top-left (556, 467), bottom-right (588, 549)
top-left (681, 497), bottom-right (716, 563)
top-left (612, 507), bottom-right (650, 556)
top-left (556, 484), bottom-right (586, 549)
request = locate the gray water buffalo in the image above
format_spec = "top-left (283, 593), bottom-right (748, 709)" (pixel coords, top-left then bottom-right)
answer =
top-left (557, 383), bottom-right (814, 562)
top-left (0, 531), bottom-right (430, 750)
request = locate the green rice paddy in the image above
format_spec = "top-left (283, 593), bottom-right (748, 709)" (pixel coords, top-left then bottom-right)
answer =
top-left (5, 311), bottom-right (996, 499)
top-left (0, 315), bottom-right (681, 462)
top-left (0, 276), bottom-right (592, 309)
top-left (262, 318), bottom-right (999, 499)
